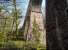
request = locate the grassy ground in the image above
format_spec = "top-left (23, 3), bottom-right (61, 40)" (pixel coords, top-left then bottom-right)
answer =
top-left (0, 40), bottom-right (46, 50)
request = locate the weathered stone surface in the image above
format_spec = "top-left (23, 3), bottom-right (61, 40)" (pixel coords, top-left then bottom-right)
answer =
top-left (30, 6), bottom-right (46, 46)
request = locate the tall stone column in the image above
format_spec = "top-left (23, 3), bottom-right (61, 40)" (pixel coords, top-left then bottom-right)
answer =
top-left (31, 6), bottom-right (46, 46)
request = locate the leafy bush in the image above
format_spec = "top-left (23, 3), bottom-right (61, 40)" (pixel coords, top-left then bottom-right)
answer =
top-left (0, 32), bottom-right (7, 42)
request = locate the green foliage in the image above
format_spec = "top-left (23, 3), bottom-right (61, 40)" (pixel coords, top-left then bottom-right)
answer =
top-left (0, 32), bottom-right (6, 42)
top-left (0, 0), bottom-right (21, 35)
top-left (0, 0), bottom-right (46, 49)
top-left (37, 48), bottom-right (46, 50)
top-left (4, 41), bottom-right (16, 48)
top-left (0, 5), bottom-right (4, 12)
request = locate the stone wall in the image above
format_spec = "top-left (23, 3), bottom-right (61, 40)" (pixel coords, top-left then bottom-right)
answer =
top-left (30, 6), bottom-right (46, 46)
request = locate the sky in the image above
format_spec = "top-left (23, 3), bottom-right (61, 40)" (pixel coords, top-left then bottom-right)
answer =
top-left (19, 0), bottom-right (45, 29)
top-left (0, 0), bottom-right (30, 29)
top-left (0, 0), bottom-right (45, 17)
top-left (41, 0), bottom-right (45, 26)
top-left (41, 0), bottom-right (45, 17)
top-left (41, 0), bottom-right (45, 8)
top-left (0, 0), bottom-right (45, 29)
top-left (17, 0), bottom-right (30, 29)
top-left (16, 0), bottom-right (30, 17)
top-left (0, 0), bottom-right (30, 17)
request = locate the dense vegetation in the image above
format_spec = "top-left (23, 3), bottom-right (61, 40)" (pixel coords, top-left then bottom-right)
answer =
top-left (0, 0), bottom-right (46, 50)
